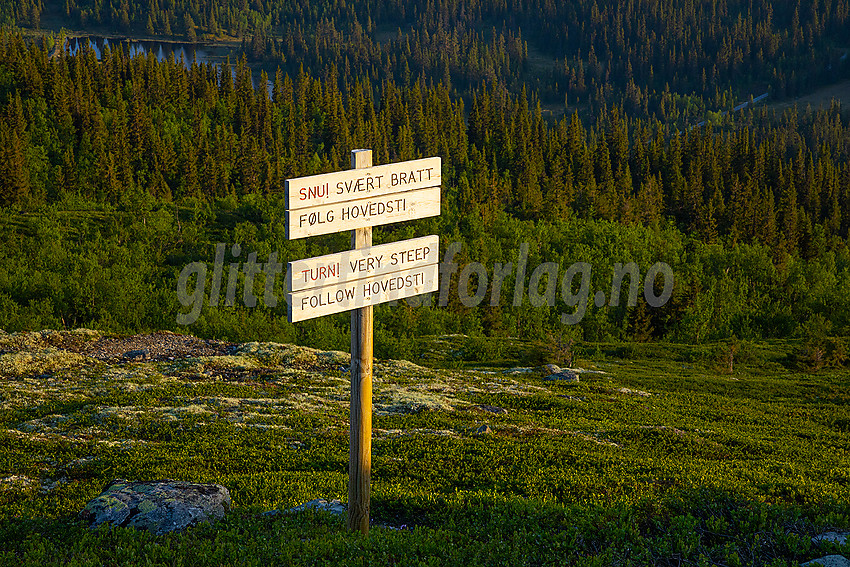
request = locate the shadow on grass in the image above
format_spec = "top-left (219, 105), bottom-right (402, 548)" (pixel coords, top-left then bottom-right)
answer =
top-left (0, 486), bottom-right (847, 565)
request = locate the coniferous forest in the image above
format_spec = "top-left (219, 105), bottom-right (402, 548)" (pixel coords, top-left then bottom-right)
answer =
top-left (3, 4), bottom-right (850, 566)
top-left (0, 0), bottom-right (849, 357)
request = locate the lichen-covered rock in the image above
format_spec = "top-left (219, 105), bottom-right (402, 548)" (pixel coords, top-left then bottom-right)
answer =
top-left (0, 329), bottom-right (100, 354)
top-left (79, 479), bottom-right (230, 535)
top-left (540, 364), bottom-right (562, 376)
top-left (236, 342), bottom-right (349, 368)
top-left (0, 347), bottom-right (86, 376)
top-left (374, 386), bottom-right (457, 414)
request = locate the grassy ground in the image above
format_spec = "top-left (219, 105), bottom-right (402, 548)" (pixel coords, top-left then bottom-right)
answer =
top-left (768, 78), bottom-right (850, 112)
top-left (0, 329), bottom-right (848, 565)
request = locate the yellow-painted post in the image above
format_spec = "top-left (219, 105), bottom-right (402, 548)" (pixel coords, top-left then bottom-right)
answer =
top-left (348, 149), bottom-right (373, 534)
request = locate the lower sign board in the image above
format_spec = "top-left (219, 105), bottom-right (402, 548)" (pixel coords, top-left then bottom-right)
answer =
top-left (286, 186), bottom-right (441, 239)
top-left (288, 235), bottom-right (439, 292)
top-left (287, 263), bottom-right (439, 322)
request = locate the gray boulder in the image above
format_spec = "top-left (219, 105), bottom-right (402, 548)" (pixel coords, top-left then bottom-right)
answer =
top-left (538, 363), bottom-right (579, 381)
top-left (813, 532), bottom-right (849, 545)
top-left (540, 364), bottom-right (562, 376)
top-left (79, 479), bottom-right (231, 535)
top-left (543, 370), bottom-right (579, 382)
top-left (474, 424), bottom-right (493, 435)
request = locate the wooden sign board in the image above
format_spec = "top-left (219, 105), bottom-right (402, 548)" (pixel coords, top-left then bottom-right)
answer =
top-left (285, 157), bottom-right (441, 210)
top-left (287, 262), bottom-right (439, 322)
top-left (288, 235), bottom-right (439, 292)
top-left (286, 186), bottom-right (440, 239)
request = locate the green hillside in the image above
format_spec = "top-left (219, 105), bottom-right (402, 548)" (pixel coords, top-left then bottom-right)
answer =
top-left (0, 330), bottom-right (848, 565)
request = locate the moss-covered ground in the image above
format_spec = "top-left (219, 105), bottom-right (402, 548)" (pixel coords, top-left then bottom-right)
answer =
top-left (0, 330), bottom-right (848, 565)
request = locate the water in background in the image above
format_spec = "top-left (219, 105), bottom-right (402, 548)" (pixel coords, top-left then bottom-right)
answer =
top-left (66, 37), bottom-right (211, 67)
top-left (65, 36), bottom-right (273, 94)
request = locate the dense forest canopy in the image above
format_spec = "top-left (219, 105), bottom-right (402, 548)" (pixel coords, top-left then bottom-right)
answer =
top-left (0, 0), bottom-right (849, 356)
top-left (6, 0), bottom-right (850, 126)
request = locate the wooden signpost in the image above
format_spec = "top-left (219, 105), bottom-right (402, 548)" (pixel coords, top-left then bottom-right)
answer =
top-left (284, 150), bottom-right (441, 534)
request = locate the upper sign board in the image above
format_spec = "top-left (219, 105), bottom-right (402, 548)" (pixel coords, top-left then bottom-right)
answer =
top-left (286, 186), bottom-right (440, 239)
top-left (285, 157), bottom-right (441, 210)
top-left (288, 235), bottom-right (439, 292)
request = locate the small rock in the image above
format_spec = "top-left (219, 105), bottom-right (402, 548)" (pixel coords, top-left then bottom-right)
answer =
top-left (475, 424), bottom-right (493, 435)
top-left (615, 387), bottom-right (651, 397)
top-left (813, 533), bottom-right (850, 545)
top-left (123, 349), bottom-right (150, 361)
top-left (802, 556), bottom-right (850, 567)
top-left (264, 498), bottom-right (346, 517)
top-left (543, 370), bottom-right (580, 382)
top-left (40, 477), bottom-right (68, 493)
top-left (290, 498), bottom-right (346, 515)
top-left (477, 404), bottom-right (508, 415)
top-left (79, 479), bottom-right (230, 535)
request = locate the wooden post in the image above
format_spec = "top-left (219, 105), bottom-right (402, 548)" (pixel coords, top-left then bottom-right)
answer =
top-left (284, 150), bottom-right (440, 532)
top-left (348, 149), bottom-right (373, 534)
